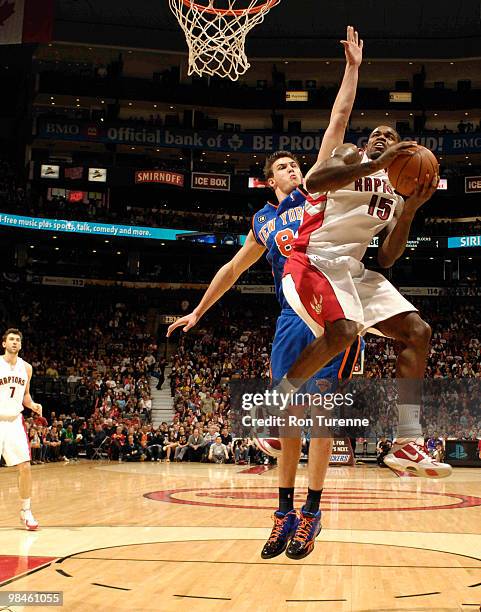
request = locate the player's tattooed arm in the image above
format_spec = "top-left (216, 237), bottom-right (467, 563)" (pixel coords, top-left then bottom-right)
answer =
top-left (166, 231), bottom-right (265, 336)
top-left (306, 142), bottom-right (417, 194)
top-left (377, 173), bottom-right (439, 268)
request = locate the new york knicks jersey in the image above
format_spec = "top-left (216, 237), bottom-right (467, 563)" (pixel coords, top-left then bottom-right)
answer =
top-left (293, 163), bottom-right (405, 262)
top-left (0, 356), bottom-right (28, 418)
top-left (251, 188), bottom-right (306, 310)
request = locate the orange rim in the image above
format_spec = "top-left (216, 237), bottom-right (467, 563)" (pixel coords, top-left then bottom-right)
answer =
top-left (179, 0), bottom-right (279, 16)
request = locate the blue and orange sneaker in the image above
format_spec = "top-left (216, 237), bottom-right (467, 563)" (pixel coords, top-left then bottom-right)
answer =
top-left (285, 506), bottom-right (322, 560)
top-left (261, 509), bottom-right (299, 559)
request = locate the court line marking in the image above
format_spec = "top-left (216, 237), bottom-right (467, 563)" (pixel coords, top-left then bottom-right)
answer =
top-left (91, 582), bottom-right (131, 591)
top-left (286, 599), bottom-right (347, 603)
top-left (1, 528), bottom-right (480, 564)
top-left (144, 485), bottom-right (481, 512)
top-left (70, 557), bottom-right (481, 569)
top-left (395, 591), bottom-right (441, 598)
top-left (54, 538), bottom-right (481, 566)
top-left (3, 525), bottom-right (481, 536)
top-left (173, 595), bottom-right (231, 600)
top-left (4, 540), bottom-right (480, 607)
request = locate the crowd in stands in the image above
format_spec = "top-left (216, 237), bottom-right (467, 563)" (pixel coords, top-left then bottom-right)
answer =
top-left (0, 283), bottom-right (157, 467)
top-left (165, 295), bottom-right (481, 445)
top-left (0, 244), bottom-right (480, 468)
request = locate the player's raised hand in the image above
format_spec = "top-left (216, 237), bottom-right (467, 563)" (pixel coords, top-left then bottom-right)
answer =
top-left (340, 25), bottom-right (363, 67)
top-left (404, 172), bottom-right (439, 212)
top-left (166, 312), bottom-right (200, 337)
top-left (371, 141), bottom-right (418, 171)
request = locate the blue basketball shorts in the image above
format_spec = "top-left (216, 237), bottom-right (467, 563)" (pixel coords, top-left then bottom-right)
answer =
top-left (270, 309), bottom-right (362, 393)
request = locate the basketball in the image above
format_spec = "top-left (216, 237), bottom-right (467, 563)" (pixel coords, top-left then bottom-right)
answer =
top-left (254, 436), bottom-right (282, 458)
top-left (387, 144), bottom-right (439, 196)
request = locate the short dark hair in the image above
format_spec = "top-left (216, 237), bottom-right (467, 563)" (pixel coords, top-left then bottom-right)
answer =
top-left (370, 125), bottom-right (401, 143)
top-left (264, 150), bottom-right (300, 180)
top-left (2, 328), bottom-right (23, 342)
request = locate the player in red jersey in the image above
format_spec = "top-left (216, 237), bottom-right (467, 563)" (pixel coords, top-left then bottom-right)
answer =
top-left (276, 127), bottom-right (452, 479)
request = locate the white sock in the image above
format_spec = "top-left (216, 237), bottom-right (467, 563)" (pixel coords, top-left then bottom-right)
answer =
top-left (397, 404), bottom-right (422, 439)
top-left (21, 498), bottom-right (31, 511)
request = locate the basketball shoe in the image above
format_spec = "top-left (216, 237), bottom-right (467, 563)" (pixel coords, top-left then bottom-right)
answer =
top-left (20, 509), bottom-right (39, 531)
top-left (285, 506), bottom-right (322, 560)
top-left (261, 509), bottom-right (299, 559)
top-left (383, 437), bottom-right (452, 478)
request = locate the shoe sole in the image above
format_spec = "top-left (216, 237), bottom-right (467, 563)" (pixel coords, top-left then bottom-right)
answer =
top-left (285, 525), bottom-right (322, 560)
top-left (384, 458), bottom-right (452, 479)
top-left (20, 520), bottom-right (39, 531)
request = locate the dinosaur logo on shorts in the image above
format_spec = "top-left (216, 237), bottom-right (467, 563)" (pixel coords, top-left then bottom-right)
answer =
top-left (310, 294), bottom-right (323, 315)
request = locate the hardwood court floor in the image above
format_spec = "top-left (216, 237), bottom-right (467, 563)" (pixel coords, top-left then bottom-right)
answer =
top-left (0, 461), bottom-right (480, 611)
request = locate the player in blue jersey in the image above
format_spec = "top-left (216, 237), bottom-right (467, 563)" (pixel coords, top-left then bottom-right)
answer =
top-left (167, 26), bottom-right (364, 561)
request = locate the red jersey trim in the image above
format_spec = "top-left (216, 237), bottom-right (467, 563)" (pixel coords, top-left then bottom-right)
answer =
top-left (293, 206), bottom-right (326, 254)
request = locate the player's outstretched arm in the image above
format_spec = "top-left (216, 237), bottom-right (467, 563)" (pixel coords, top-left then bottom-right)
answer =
top-left (166, 231), bottom-right (265, 336)
top-left (310, 25), bottom-right (363, 169)
top-left (377, 172), bottom-right (439, 268)
top-left (306, 141), bottom-right (417, 194)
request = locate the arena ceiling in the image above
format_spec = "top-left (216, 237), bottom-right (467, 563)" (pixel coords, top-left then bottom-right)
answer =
top-left (55, 0), bottom-right (481, 59)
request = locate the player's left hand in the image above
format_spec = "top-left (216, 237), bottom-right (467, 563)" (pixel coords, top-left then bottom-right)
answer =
top-left (404, 172), bottom-right (439, 213)
top-left (31, 402), bottom-right (43, 416)
top-left (341, 25), bottom-right (363, 67)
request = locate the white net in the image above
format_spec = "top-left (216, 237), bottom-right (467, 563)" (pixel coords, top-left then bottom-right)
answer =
top-left (169, 0), bottom-right (281, 81)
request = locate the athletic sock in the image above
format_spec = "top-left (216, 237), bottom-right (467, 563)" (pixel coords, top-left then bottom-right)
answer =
top-left (397, 404), bottom-right (423, 439)
top-left (21, 498), bottom-right (31, 511)
top-left (278, 487), bottom-right (295, 514)
top-left (304, 488), bottom-right (322, 514)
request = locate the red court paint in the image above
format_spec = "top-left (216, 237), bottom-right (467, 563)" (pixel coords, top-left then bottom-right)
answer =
top-left (0, 555), bottom-right (55, 584)
top-left (144, 486), bottom-right (481, 512)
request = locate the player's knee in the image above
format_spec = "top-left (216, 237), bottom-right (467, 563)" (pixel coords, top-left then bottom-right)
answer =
top-left (404, 315), bottom-right (432, 349)
top-left (18, 461), bottom-right (30, 472)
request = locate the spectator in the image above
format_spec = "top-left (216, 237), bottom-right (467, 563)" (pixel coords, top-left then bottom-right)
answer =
top-left (111, 426), bottom-right (126, 461)
top-left (234, 438), bottom-right (249, 464)
top-left (376, 436), bottom-right (392, 467)
top-left (209, 436), bottom-right (229, 463)
top-left (187, 427), bottom-right (205, 462)
top-left (147, 427), bottom-right (165, 461)
top-left (174, 431), bottom-right (189, 461)
top-left (122, 434), bottom-right (143, 462)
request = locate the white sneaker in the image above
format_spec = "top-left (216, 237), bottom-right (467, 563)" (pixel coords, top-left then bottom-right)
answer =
top-left (384, 437), bottom-right (452, 478)
top-left (20, 509), bottom-right (39, 531)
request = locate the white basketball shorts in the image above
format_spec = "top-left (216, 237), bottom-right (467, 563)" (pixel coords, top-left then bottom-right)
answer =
top-left (283, 251), bottom-right (417, 337)
top-left (0, 415), bottom-right (31, 466)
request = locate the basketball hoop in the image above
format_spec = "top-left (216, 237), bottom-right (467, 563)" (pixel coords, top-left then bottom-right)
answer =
top-left (169, 0), bottom-right (281, 81)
